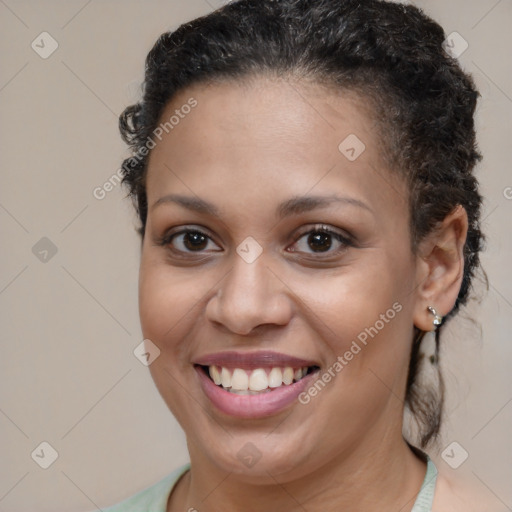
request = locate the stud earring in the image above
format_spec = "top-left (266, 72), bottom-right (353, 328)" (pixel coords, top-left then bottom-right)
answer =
top-left (427, 306), bottom-right (443, 329)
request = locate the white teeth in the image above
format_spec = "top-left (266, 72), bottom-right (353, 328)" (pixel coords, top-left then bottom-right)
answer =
top-left (229, 388), bottom-right (273, 395)
top-left (249, 369), bottom-right (268, 391)
top-left (231, 368), bottom-right (249, 390)
top-left (268, 367), bottom-right (283, 388)
top-left (209, 366), bottom-right (222, 385)
top-left (207, 365), bottom-right (312, 392)
top-left (282, 367), bottom-right (294, 385)
top-left (221, 367), bottom-right (231, 388)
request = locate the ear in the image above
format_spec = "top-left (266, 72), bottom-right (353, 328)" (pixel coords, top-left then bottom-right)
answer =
top-left (413, 205), bottom-right (468, 331)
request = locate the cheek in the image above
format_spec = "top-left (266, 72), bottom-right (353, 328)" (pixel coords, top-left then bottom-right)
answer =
top-left (137, 256), bottom-right (207, 422)
top-left (138, 265), bottom-right (172, 342)
top-left (138, 255), bottom-right (205, 346)
top-left (291, 263), bottom-right (413, 444)
top-left (292, 249), bottom-right (415, 369)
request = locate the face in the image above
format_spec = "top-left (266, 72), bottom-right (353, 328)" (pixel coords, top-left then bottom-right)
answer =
top-left (139, 76), bottom-right (420, 481)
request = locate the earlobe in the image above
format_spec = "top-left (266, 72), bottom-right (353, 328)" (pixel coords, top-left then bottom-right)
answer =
top-left (413, 205), bottom-right (468, 331)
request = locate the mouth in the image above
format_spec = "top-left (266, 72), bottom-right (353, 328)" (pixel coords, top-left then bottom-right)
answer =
top-left (192, 351), bottom-right (321, 418)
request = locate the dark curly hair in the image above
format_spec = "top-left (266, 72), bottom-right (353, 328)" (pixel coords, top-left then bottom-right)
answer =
top-left (118, 0), bottom-right (484, 449)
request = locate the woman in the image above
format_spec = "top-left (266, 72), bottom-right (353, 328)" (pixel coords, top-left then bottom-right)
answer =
top-left (103, 0), bottom-right (490, 510)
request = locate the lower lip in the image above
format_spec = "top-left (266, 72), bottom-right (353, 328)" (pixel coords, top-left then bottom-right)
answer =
top-left (195, 366), bottom-right (318, 419)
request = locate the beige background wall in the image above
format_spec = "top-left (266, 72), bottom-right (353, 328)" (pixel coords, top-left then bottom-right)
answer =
top-left (1, 1), bottom-right (510, 510)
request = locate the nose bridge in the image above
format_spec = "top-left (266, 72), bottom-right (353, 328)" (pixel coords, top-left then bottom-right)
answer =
top-left (226, 256), bottom-right (265, 303)
top-left (207, 248), bottom-right (292, 335)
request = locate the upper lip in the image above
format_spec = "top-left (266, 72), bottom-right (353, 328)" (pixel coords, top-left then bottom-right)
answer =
top-left (193, 350), bottom-right (319, 370)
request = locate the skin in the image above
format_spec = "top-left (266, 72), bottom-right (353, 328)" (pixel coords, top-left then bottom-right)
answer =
top-left (138, 76), bottom-right (469, 512)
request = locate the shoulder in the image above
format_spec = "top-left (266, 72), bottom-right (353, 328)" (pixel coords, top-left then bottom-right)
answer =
top-left (99, 463), bottom-right (191, 512)
top-left (432, 469), bottom-right (505, 512)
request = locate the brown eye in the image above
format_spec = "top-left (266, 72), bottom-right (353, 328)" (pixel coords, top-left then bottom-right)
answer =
top-left (181, 231), bottom-right (209, 251)
top-left (289, 225), bottom-right (353, 256)
top-left (306, 232), bottom-right (333, 252)
top-left (163, 229), bottom-right (222, 253)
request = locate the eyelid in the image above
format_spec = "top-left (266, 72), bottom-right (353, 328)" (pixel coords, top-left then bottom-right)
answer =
top-left (290, 223), bottom-right (354, 246)
top-left (157, 226), bottom-right (221, 250)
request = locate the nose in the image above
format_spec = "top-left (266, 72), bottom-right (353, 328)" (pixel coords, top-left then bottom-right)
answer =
top-left (205, 253), bottom-right (293, 336)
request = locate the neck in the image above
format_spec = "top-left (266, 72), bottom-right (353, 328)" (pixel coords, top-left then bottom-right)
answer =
top-left (169, 433), bottom-right (427, 512)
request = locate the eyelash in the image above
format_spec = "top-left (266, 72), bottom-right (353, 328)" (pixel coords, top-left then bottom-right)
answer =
top-left (290, 224), bottom-right (354, 256)
top-left (157, 224), bottom-right (354, 259)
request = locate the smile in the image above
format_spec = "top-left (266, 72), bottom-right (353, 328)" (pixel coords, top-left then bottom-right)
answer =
top-left (203, 365), bottom-right (317, 394)
top-left (193, 351), bottom-right (321, 418)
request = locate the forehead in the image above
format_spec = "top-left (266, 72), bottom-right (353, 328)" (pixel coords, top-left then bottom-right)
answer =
top-left (145, 76), bottom-right (407, 221)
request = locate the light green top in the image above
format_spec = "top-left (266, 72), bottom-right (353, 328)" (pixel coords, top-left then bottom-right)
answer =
top-left (101, 458), bottom-right (438, 512)
top-left (411, 458), bottom-right (438, 512)
top-left (101, 463), bottom-right (190, 512)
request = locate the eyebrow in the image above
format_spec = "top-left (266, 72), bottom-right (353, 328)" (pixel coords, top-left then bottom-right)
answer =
top-left (151, 193), bottom-right (373, 218)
